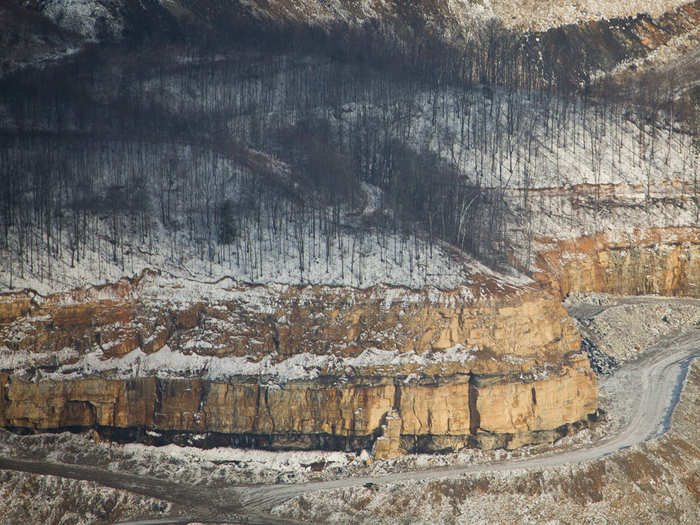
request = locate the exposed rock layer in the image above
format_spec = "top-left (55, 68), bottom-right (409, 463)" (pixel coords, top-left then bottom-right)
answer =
top-left (0, 359), bottom-right (596, 454)
top-left (0, 274), bottom-right (596, 455)
top-left (1, 222), bottom-right (697, 455)
top-left (534, 227), bottom-right (699, 298)
top-left (0, 275), bottom-right (580, 373)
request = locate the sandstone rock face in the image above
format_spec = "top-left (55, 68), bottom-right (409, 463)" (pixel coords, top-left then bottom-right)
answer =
top-left (22, 236), bottom-right (700, 454)
top-left (0, 278), bottom-right (580, 374)
top-left (0, 295), bottom-right (31, 324)
top-left (1, 377), bottom-right (156, 429)
top-left (534, 227), bottom-right (699, 298)
top-left (473, 356), bottom-right (597, 439)
top-left (398, 380), bottom-right (471, 437)
top-left (373, 410), bottom-right (403, 460)
top-left (0, 361), bottom-right (594, 454)
top-left (0, 272), bottom-right (598, 454)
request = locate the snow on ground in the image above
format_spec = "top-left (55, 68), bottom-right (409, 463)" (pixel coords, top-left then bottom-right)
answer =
top-left (0, 311), bottom-right (693, 491)
top-left (6, 299), bottom-right (695, 485)
top-left (0, 424), bottom-right (596, 487)
top-left (596, 24), bottom-right (700, 84)
top-left (0, 345), bottom-right (78, 372)
top-left (565, 293), bottom-right (700, 438)
top-left (0, 467), bottom-right (170, 525)
top-left (132, 60), bottom-right (698, 195)
top-left (19, 342), bottom-right (478, 383)
top-left (266, 354), bottom-right (700, 524)
top-left (0, 297), bottom-right (696, 522)
top-left (506, 188), bottom-right (698, 268)
top-left (565, 293), bottom-right (700, 363)
top-left (40, 0), bottom-right (123, 41)
top-left (0, 222), bottom-right (476, 295)
top-left (162, 0), bottom-right (691, 34)
top-left (0, 133), bottom-right (495, 293)
top-left (490, 0), bottom-right (692, 31)
top-left (359, 182), bottom-right (382, 216)
top-left (25, 0), bottom-right (696, 48)
top-left (1, 44), bottom-right (695, 295)
top-left (407, 86), bottom-right (699, 192)
top-left (6, 77), bottom-right (695, 294)
top-left (320, 82), bottom-right (696, 264)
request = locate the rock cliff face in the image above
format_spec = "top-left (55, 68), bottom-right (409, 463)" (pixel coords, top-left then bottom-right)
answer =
top-left (0, 223), bottom-right (694, 458)
top-left (0, 272), bottom-right (597, 456)
top-left (0, 279), bottom-right (580, 371)
top-left (534, 227), bottom-right (699, 298)
top-left (0, 364), bottom-right (596, 454)
top-left (254, 284), bottom-right (573, 368)
top-left (5, 217), bottom-right (693, 459)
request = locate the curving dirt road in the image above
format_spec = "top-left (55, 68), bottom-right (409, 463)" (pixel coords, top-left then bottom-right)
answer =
top-left (0, 329), bottom-right (697, 524)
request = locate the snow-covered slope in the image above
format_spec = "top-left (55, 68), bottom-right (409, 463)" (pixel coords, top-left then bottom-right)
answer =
top-left (1, 46), bottom-right (697, 294)
top-left (0, 2), bottom-right (82, 75)
top-left (40, 0), bottom-right (124, 40)
top-left (22, 1), bottom-right (698, 42)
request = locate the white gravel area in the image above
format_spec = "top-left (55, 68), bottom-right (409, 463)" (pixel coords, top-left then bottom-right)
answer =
top-left (565, 293), bottom-right (700, 363)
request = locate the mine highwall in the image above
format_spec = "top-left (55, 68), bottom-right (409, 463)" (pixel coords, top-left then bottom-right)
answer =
top-left (0, 357), bottom-right (597, 456)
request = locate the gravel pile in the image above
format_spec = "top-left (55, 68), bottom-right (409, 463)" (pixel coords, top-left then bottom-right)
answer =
top-left (566, 293), bottom-right (700, 364)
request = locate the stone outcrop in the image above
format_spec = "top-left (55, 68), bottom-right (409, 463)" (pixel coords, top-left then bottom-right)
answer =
top-left (373, 410), bottom-right (403, 460)
top-left (0, 272), bottom-right (599, 456)
top-left (7, 222), bottom-right (695, 457)
top-left (534, 227), bottom-right (699, 298)
top-left (472, 353), bottom-right (598, 449)
top-left (0, 357), bottom-right (595, 457)
top-left (0, 274), bottom-right (580, 374)
top-left (0, 294), bottom-right (31, 324)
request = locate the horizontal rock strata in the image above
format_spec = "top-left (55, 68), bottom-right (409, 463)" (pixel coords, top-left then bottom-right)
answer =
top-left (0, 278), bottom-right (579, 367)
top-left (534, 227), bottom-right (699, 298)
top-left (0, 272), bottom-right (598, 456)
top-left (0, 356), bottom-right (596, 454)
top-left (15, 221), bottom-right (698, 456)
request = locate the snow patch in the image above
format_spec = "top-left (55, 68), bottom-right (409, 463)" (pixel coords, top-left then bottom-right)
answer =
top-left (37, 343), bottom-right (479, 383)
top-left (41, 0), bottom-right (123, 41)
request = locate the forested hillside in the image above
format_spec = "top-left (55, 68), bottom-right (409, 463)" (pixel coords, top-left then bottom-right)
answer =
top-left (0, 20), bottom-right (697, 292)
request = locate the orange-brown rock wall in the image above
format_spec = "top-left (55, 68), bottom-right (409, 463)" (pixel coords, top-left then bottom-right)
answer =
top-left (0, 365), bottom-right (596, 454)
top-left (534, 227), bottom-right (699, 298)
top-left (398, 380), bottom-right (471, 436)
top-left (0, 377), bottom-right (156, 429)
top-left (0, 286), bottom-right (580, 376)
top-left (0, 274), bottom-right (596, 453)
top-left (474, 358), bottom-right (598, 436)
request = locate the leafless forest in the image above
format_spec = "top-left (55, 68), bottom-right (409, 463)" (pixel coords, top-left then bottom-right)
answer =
top-left (1, 21), bottom-right (697, 286)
